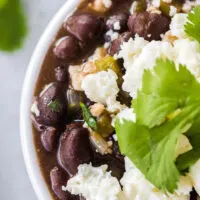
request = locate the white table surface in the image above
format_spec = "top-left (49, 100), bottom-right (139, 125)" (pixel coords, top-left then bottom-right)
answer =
top-left (0, 0), bottom-right (66, 199)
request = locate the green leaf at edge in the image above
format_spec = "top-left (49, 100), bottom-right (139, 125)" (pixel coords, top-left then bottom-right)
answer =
top-left (0, 0), bottom-right (28, 52)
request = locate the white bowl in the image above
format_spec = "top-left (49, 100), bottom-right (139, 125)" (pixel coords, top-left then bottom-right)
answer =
top-left (20, 0), bottom-right (81, 199)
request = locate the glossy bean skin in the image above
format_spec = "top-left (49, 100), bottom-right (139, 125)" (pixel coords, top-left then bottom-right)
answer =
top-left (109, 32), bottom-right (132, 55)
top-left (50, 167), bottom-right (79, 200)
top-left (31, 114), bottom-right (47, 132)
top-left (57, 123), bottom-right (92, 175)
top-left (37, 83), bottom-right (67, 126)
top-left (64, 13), bottom-right (105, 42)
top-left (41, 127), bottom-right (57, 152)
top-left (128, 12), bottom-right (170, 41)
top-left (54, 36), bottom-right (81, 60)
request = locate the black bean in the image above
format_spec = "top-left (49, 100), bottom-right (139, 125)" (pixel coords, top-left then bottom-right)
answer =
top-left (41, 127), bottom-right (57, 152)
top-left (50, 167), bottom-right (78, 200)
top-left (57, 123), bottom-right (92, 175)
top-left (31, 114), bottom-right (47, 132)
top-left (109, 32), bottom-right (132, 55)
top-left (55, 66), bottom-right (68, 82)
top-left (64, 13), bottom-right (105, 42)
top-left (128, 12), bottom-right (170, 41)
top-left (106, 12), bottom-right (129, 32)
top-left (37, 83), bottom-right (67, 126)
top-left (53, 36), bottom-right (80, 60)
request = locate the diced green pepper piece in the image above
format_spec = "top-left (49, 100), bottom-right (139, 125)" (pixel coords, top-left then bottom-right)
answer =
top-left (95, 56), bottom-right (122, 77)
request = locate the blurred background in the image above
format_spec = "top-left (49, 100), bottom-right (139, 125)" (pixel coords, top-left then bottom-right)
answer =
top-left (0, 0), bottom-right (66, 199)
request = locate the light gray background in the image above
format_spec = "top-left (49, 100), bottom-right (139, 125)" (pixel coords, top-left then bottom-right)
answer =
top-left (0, 0), bottom-right (66, 199)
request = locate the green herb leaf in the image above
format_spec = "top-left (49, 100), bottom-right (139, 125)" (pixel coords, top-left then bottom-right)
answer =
top-left (0, 0), bottom-right (7, 8)
top-left (48, 99), bottom-right (62, 113)
top-left (134, 58), bottom-right (200, 128)
top-left (116, 58), bottom-right (200, 193)
top-left (176, 117), bottom-right (200, 172)
top-left (185, 6), bottom-right (200, 43)
top-left (116, 102), bottom-right (200, 193)
top-left (80, 102), bottom-right (98, 131)
top-left (0, 0), bottom-right (28, 52)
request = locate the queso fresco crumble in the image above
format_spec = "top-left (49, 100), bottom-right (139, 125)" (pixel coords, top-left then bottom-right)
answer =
top-left (30, 0), bottom-right (200, 200)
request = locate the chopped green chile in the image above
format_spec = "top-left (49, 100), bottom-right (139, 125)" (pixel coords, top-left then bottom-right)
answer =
top-left (134, 0), bottom-right (147, 13)
top-left (95, 56), bottom-right (122, 77)
top-left (80, 102), bottom-right (98, 131)
top-left (97, 111), bottom-right (114, 138)
top-left (160, 1), bottom-right (182, 16)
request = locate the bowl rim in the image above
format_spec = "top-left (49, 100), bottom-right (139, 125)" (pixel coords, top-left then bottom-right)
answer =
top-left (20, 0), bottom-right (81, 199)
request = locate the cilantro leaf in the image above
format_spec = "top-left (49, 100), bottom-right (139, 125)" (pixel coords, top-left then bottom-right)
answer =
top-left (185, 6), bottom-right (200, 43)
top-left (177, 117), bottom-right (200, 171)
top-left (48, 99), bottom-right (62, 113)
top-left (80, 102), bottom-right (98, 131)
top-left (116, 101), bottom-right (200, 193)
top-left (134, 58), bottom-right (200, 128)
top-left (0, 0), bottom-right (7, 8)
top-left (116, 58), bottom-right (200, 193)
top-left (0, 0), bottom-right (28, 52)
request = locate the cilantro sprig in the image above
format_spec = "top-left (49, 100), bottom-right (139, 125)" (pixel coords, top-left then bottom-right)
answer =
top-left (0, 0), bottom-right (28, 52)
top-left (185, 6), bottom-right (200, 43)
top-left (115, 58), bottom-right (200, 193)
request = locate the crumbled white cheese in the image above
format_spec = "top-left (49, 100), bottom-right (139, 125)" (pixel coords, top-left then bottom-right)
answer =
top-left (118, 34), bottom-right (200, 98)
top-left (112, 134), bottom-right (118, 141)
top-left (113, 21), bottom-right (121, 31)
top-left (170, 13), bottom-right (187, 38)
top-left (116, 35), bottom-right (149, 70)
top-left (106, 97), bottom-right (125, 113)
top-left (103, 0), bottom-right (112, 8)
top-left (152, 0), bottom-right (160, 8)
top-left (120, 37), bottom-right (174, 98)
top-left (190, 159), bottom-right (200, 196)
top-left (175, 135), bottom-right (193, 158)
top-left (173, 38), bottom-right (200, 81)
top-left (182, 2), bottom-right (192, 12)
top-left (114, 108), bottom-right (136, 124)
top-left (104, 42), bottom-right (110, 49)
top-left (121, 157), bottom-right (192, 200)
top-left (82, 69), bottom-right (118, 104)
top-left (31, 101), bottom-right (40, 117)
top-left (106, 30), bottom-right (119, 42)
top-left (82, 69), bottom-right (123, 112)
top-left (66, 164), bottom-right (121, 200)
top-left (169, 6), bottom-right (177, 16)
